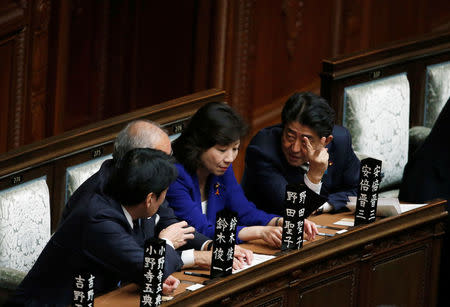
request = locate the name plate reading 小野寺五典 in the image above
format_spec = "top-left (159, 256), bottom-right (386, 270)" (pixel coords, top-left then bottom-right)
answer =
top-left (282, 184), bottom-right (307, 250)
top-left (210, 209), bottom-right (238, 279)
top-left (72, 272), bottom-right (95, 307)
top-left (354, 157), bottom-right (382, 226)
top-left (140, 238), bottom-right (166, 307)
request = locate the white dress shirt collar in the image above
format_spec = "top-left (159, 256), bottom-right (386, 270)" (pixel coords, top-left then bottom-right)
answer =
top-left (121, 205), bottom-right (134, 229)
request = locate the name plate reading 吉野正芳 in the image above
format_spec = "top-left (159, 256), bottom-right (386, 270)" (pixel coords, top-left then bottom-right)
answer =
top-left (72, 272), bottom-right (95, 307)
top-left (141, 238), bottom-right (166, 307)
top-left (210, 209), bottom-right (238, 279)
top-left (354, 157), bottom-right (382, 226)
top-left (281, 184), bottom-right (308, 250)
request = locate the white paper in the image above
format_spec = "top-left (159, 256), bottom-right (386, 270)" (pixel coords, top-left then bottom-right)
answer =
top-left (346, 197), bottom-right (401, 217)
top-left (334, 219), bottom-right (354, 227)
top-left (400, 204), bottom-right (427, 213)
top-left (233, 253), bottom-right (275, 274)
top-left (186, 283), bottom-right (205, 291)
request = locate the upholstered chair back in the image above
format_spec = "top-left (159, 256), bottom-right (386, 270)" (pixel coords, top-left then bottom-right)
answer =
top-left (0, 177), bottom-right (51, 274)
top-left (343, 73), bottom-right (410, 191)
top-left (424, 61), bottom-right (450, 127)
top-left (65, 155), bottom-right (112, 203)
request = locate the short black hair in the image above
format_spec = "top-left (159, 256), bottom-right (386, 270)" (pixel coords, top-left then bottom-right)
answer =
top-left (281, 92), bottom-right (335, 138)
top-left (172, 102), bottom-right (248, 174)
top-left (106, 148), bottom-right (178, 207)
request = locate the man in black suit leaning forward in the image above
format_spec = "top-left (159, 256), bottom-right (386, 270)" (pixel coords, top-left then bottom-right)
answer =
top-left (11, 148), bottom-right (181, 305)
top-left (62, 119), bottom-right (252, 269)
top-left (242, 92), bottom-right (360, 215)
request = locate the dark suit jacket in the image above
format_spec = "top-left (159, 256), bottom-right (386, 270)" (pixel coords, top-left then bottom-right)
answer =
top-left (399, 98), bottom-right (450, 203)
top-left (62, 159), bottom-right (209, 251)
top-left (399, 98), bottom-right (450, 307)
top-left (241, 124), bottom-right (360, 214)
top-left (11, 182), bottom-right (183, 305)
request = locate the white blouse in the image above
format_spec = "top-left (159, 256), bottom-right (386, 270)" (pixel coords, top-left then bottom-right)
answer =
top-left (201, 200), bottom-right (208, 215)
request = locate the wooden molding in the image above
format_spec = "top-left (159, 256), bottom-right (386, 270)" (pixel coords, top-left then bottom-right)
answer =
top-left (281, 0), bottom-right (304, 58)
top-left (27, 0), bottom-right (51, 143)
top-left (321, 31), bottom-right (450, 80)
top-left (0, 0), bottom-right (26, 36)
top-left (0, 89), bottom-right (225, 178)
top-left (12, 28), bottom-right (26, 149)
top-left (229, 0), bottom-right (256, 121)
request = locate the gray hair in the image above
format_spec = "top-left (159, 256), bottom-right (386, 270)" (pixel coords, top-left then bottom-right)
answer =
top-left (113, 119), bottom-right (165, 161)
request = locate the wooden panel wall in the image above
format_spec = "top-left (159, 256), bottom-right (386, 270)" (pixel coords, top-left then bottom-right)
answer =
top-left (48, 0), bottom-right (216, 134)
top-left (223, 0), bottom-right (450, 178)
top-left (1, 0), bottom-right (450, 178)
top-left (226, 0), bottom-right (450, 131)
top-left (0, 1), bottom-right (28, 153)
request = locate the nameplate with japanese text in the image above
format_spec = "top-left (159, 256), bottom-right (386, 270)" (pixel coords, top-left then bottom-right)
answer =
top-left (72, 272), bottom-right (95, 307)
top-left (140, 238), bottom-right (166, 307)
top-left (282, 184), bottom-right (307, 250)
top-left (354, 158), bottom-right (382, 226)
top-left (210, 209), bottom-right (237, 279)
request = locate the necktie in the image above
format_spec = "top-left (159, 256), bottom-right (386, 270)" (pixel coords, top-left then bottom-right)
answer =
top-left (133, 219), bottom-right (144, 245)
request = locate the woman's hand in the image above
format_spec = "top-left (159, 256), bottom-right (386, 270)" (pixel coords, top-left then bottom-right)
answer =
top-left (260, 226), bottom-right (283, 247)
top-left (304, 219), bottom-right (318, 241)
top-left (238, 225), bottom-right (282, 248)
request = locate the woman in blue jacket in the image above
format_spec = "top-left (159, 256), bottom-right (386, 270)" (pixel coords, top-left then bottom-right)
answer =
top-left (166, 102), bottom-right (317, 247)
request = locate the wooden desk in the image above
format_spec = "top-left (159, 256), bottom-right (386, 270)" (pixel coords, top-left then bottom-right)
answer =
top-left (95, 200), bottom-right (447, 307)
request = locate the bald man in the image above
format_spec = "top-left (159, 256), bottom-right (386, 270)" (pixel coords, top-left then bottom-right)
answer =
top-left (61, 120), bottom-right (252, 269)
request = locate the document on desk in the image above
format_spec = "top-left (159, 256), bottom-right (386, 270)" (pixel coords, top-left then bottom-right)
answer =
top-left (233, 254), bottom-right (275, 274)
top-left (334, 218), bottom-right (354, 227)
top-left (186, 284), bottom-right (205, 291)
top-left (400, 203), bottom-right (427, 213)
top-left (346, 197), bottom-right (402, 217)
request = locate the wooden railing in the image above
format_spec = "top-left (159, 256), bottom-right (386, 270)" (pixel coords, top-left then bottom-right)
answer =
top-left (0, 89), bottom-right (226, 231)
top-left (320, 31), bottom-right (450, 126)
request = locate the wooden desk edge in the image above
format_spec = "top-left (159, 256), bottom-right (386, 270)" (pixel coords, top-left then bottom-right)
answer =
top-left (95, 199), bottom-right (447, 306)
top-left (164, 200), bottom-right (447, 306)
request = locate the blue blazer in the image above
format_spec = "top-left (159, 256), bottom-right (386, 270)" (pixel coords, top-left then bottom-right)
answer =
top-left (166, 163), bottom-right (278, 244)
top-left (11, 165), bottom-right (183, 305)
top-left (62, 159), bottom-right (209, 251)
top-left (241, 124), bottom-right (360, 214)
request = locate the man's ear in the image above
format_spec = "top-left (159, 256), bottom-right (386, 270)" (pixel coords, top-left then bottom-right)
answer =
top-left (145, 192), bottom-right (155, 209)
top-left (325, 135), bottom-right (333, 146)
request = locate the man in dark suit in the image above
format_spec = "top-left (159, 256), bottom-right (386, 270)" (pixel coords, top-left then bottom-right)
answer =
top-left (62, 120), bottom-right (251, 269)
top-left (399, 97), bottom-right (450, 307)
top-left (10, 148), bottom-right (182, 305)
top-left (399, 97), bottom-right (450, 203)
top-left (241, 92), bottom-right (360, 215)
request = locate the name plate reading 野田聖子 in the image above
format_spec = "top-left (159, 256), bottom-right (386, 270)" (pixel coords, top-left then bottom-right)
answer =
top-left (354, 157), bottom-right (382, 226)
top-left (281, 184), bottom-right (308, 250)
top-left (210, 209), bottom-right (238, 279)
top-left (72, 272), bottom-right (95, 307)
top-left (141, 238), bottom-right (166, 307)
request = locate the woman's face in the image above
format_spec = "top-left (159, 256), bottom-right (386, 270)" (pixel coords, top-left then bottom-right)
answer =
top-left (200, 140), bottom-right (240, 176)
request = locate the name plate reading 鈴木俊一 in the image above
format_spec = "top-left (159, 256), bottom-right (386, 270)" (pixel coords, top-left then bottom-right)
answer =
top-left (354, 157), bottom-right (382, 226)
top-left (141, 238), bottom-right (166, 307)
top-left (210, 209), bottom-right (238, 279)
